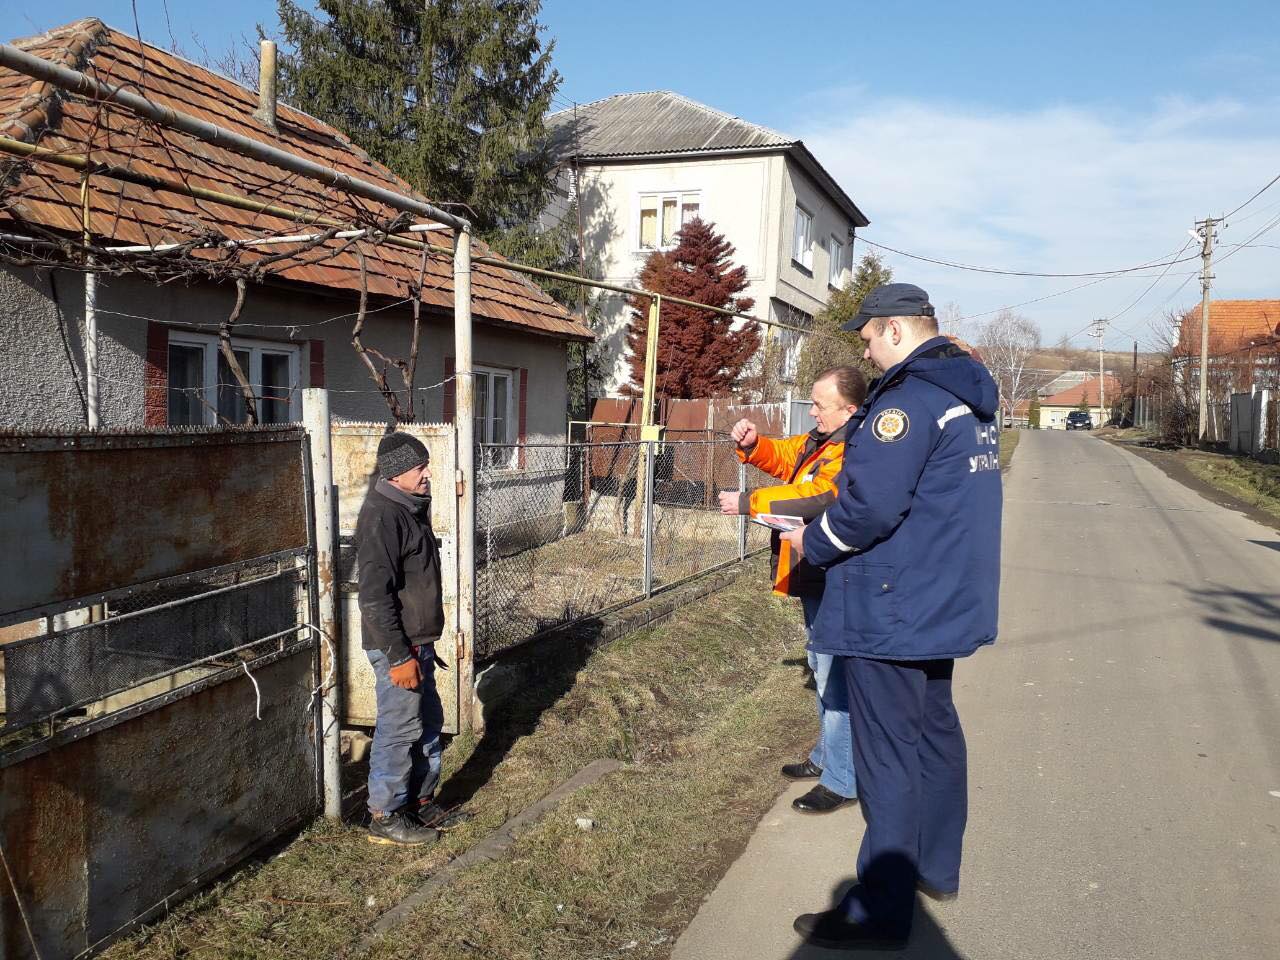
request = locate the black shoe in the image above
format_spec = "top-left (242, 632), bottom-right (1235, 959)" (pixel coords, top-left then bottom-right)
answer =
top-left (802, 666), bottom-right (817, 690)
top-left (414, 800), bottom-right (472, 830)
top-left (793, 911), bottom-right (908, 950)
top-left (792, 784), bottom-right (857, 814)
top-left (367, 809), bottom-right (440, 846)
top-left (781, 759), bottom-right (823, 780)
top-left (917, 881), bottom-right (959, 902)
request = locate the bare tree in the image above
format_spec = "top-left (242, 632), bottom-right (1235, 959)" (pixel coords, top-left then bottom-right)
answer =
top-left (978, 309), bottom-right (1042, 422)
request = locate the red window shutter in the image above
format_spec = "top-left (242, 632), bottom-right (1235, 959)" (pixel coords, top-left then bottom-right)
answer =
top-left (443, 356), bottom-right (455, 422)
top-left (518, 367), bottom-right (528, 467)
top-left (144, 321), bottom-right (168, 426)
top-left (309, 340), bottom-right (325, 388)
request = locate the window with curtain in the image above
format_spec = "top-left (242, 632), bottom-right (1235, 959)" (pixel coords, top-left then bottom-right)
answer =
top-left (792, 206), bottom-right (813, 269)
top-left (166, 333), bottom-right (300, 425)
top-left (829, 236), bottom-right (844, 286)
top-left (639, 192), bottom-right (702, 249)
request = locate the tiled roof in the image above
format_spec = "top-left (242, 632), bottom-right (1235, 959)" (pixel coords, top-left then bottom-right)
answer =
top-left (547, 91), bottom-right (869, 228)
top-left (1175, 300), bottom-right (1280, 356)
top-left (0, 19), bottom-right (592, 341)
top-left (1040, 375), bottom-right (1123, 407)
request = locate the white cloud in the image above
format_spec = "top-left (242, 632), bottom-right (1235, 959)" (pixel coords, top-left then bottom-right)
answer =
top-left (796, 95), bottom-right (1280, 348)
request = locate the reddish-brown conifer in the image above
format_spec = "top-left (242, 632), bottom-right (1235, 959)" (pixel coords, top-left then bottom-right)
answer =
top-left (623, 218), bottom-right (760, 399)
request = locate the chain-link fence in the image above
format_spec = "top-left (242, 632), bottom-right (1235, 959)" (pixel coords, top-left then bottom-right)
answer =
top-left (474, 439), bottom-right (773, 659)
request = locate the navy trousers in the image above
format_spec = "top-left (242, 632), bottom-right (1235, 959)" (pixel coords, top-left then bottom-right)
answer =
top-left (838, 655), bottom-right (967, 936)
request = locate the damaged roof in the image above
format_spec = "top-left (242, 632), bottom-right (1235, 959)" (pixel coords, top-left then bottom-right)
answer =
top-left (0, 19), bottom-right (593, 341)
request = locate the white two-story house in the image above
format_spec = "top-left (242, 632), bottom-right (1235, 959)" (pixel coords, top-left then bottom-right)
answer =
top-left (546, 91), bottom-right (871, 396)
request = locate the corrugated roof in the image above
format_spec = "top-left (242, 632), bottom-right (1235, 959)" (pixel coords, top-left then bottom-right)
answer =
top-left (1175, 300), bottom-right (1280, 357)
top-left (1041, 375), bottom-right (1122, 407)
top-left (548, 91), bottom-right (795, 158)
top-left (548, 91), bottom-right (869, 228)
top-left (0, 19), bottom-right (592, 341)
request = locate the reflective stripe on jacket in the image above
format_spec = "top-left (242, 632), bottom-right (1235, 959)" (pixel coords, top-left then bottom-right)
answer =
top-left (736, 422), bottom-right (847, 597)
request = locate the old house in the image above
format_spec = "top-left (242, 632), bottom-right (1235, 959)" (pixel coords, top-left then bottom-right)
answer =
top-left (0, 19), bottom-right (592, 441)
top-left (545, 91), bottom-right (869, 395)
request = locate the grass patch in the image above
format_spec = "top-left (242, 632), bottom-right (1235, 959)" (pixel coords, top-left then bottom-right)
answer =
top-left (999, 429), bottom-right (1020, 469)
top-left (105, 560), bottom-right (814, 960)
top-left (1183, 452), bottom-right (1280, 522)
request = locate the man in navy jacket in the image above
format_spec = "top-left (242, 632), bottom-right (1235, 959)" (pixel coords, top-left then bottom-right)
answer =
top-left (782, 282), bottom-right (1002, 950)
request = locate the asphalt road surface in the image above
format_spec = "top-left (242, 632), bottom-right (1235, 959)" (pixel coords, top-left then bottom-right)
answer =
top-left (673, 429), bottom-right (1280, 960)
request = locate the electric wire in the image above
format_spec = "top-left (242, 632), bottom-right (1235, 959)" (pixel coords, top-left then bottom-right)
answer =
top-left (855, 236), bottom-right (1200, 279)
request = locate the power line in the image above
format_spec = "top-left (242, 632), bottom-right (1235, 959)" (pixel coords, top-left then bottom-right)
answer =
top-left (1222, 169), bottom-right (1280, 221)
top-left (855, 237), bottom-right (1199, 278)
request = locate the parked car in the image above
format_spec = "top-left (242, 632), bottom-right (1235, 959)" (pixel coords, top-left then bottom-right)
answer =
top-left (1065, 411), bottom-right (1093, 431)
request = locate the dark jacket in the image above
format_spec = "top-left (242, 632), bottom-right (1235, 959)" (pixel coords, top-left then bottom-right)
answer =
top-left (735, 422), bottom-right (847, 597)
top-left (355, 479), bottom-right (444, 666)
top-left (802, 337), bottom-right (1002, 660)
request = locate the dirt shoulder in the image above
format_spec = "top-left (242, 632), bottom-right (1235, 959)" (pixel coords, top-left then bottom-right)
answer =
top-left (1103, 436), bottom-right (1280, 535)
top-left (105, 559), bottom-right (815, 960)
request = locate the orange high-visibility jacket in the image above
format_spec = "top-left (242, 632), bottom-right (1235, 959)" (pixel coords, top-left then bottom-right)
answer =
top-left (736, 422), bottom-right (848, 597)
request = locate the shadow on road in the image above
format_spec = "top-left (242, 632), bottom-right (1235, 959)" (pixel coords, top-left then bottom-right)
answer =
top-left (1247, 540), bottom-right (1280, 554)
top-left (785, 879), bottom-right (967, 960)
top-left (1184, 583), bottom-right (1280, 645)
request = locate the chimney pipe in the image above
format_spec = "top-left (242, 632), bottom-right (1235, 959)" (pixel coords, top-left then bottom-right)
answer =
top-left (253, 40), bottom-right (277, 131)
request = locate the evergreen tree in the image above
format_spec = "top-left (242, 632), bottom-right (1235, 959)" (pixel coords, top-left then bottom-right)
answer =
top-left (276, 0), bottom-right (561, 232)
top-left (623, 218), bottom-right (759, 399)
top-left (1028, 398), bottom-right (1041, 429)
top-left (1077, 390), bottom-right (1092, 412)
top-left (793, 252), bottom-right (891, 391)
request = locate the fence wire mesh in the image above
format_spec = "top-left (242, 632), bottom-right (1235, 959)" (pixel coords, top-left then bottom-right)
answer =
top-left (474, 439), bottom-right (773, 659)
top-left (0, 558), bottom-right (308, 743)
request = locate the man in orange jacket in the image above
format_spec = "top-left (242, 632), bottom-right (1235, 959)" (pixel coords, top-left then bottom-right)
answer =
top-left (718, 365), bottom-right (868, 813)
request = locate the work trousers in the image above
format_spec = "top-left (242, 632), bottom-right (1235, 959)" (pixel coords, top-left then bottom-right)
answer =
top-left (839, 654), bottom-right (967, 936)
top-left (366, 644), bottom-right (444, 816)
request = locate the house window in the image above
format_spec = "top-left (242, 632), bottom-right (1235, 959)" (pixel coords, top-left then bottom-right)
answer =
top-left (639, 192), bottom-right (702, 249)
top-left (475, 365), bottom-right (516, 465)
top-left (792, 205), bottom-right (813, 270)
top-left (166, 332), bottom-right (300, 426)
top-left (828, 236), bottom-right (844, 286)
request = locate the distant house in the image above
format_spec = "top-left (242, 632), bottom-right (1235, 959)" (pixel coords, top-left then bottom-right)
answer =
top-left (1039, 375), bottom-right (1123, 429)
top-left (0, 19), bottom-right (592, 441)
top-left (1173, 299), bottom-right (1280, 391)
top-left (545, 91), bottom-right (870, 395)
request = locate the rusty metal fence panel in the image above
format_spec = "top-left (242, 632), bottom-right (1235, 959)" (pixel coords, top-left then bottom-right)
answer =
top-left (474, 439), bottom-right (772, 659)
top-left (0, 428), bottom-right (320, 960)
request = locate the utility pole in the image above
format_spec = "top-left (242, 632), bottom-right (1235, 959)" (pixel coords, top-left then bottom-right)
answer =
top-left (1194, 217), bottom-right (1218, 440)
top-left (1131, 340), bottom-right (1138, 426)
top-left (1090, 319), bottom-right (1106, 426)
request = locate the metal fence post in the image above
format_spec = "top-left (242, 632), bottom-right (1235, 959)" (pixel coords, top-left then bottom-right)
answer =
top-left (737, 458), bottom-right (748, 560)
top-left (302, 388), bottom-right (341, 819)
top-left (642, 440), bottom-right (656, 597)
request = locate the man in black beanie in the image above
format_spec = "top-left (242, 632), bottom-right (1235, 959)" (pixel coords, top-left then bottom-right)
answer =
top-left (356, 431), bottom-right (448, 845)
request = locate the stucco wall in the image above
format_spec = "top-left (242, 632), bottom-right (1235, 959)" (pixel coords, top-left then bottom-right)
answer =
top-left (0, 265), bottom-right (572, 441)
top-left (571, 152), bottom-right (858, 395)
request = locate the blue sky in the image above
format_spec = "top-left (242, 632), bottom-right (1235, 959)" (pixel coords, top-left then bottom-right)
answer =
top-left (10, 1), bottom-right (1280, 347)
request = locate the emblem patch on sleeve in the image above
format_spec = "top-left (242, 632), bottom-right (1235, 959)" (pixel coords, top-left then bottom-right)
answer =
top-left (872, 408), bottom-right (909, 442)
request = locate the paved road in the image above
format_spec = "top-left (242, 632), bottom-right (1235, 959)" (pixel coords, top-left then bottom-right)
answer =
top-left (672, 430), bottom-right (1280, 960)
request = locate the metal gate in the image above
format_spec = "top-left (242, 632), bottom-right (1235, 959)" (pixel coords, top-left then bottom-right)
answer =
top-left (0, 427), bottom-right (322, 960)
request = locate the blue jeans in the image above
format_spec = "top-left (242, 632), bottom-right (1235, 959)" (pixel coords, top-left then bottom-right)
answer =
top-left (366, 644), bottom-right (444, 815)
top-left (801, 594), bottom-right (856, 799)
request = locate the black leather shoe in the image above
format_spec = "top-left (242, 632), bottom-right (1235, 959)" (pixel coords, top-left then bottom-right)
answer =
top-left (781, 759), bottom-right (823, 780)
top-left (793, 911), bottom-right (908, 950)
top-left (917, 881), bottom-right (959, 902)
top-left (792, 784), bottom-right (857, 813)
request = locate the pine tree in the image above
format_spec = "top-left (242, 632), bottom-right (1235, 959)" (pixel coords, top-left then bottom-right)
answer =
top-left (793, 252), bottom-right (891, 391)
top-left (1077, 390), bottom-right (1092, 412)
top-left (276, 0), bottom-right (561, 232)
top-left (623, 218), bottom-right (759, 399)
top-left (1029, 398), bottom-right (1041, 429)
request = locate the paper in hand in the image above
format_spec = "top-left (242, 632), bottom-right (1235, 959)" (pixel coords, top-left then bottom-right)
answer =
top-left (750, 513), bottom-right (805, 532)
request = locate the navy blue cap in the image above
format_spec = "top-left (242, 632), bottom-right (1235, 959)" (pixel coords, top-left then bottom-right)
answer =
top-left (843, 283), bottom-right (935, 332)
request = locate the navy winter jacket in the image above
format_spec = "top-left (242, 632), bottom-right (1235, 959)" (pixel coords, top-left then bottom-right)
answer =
top-left (802, 337), bottom-right (1002, 660)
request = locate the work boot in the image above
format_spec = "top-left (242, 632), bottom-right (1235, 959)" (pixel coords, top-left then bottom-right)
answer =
top-left (367, 808), bottom-right (440, 846)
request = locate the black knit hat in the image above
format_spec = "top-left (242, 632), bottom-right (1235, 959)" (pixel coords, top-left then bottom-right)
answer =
top-left (377, 432), bottom-right (430, 480)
